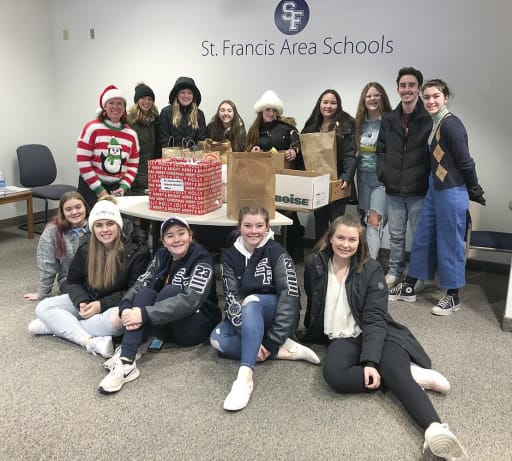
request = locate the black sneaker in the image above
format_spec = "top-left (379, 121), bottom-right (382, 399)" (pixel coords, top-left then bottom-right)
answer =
top-left (431, 294), bottom-right (461, 316)
top-left (388, 282), bottom-right (416, 302)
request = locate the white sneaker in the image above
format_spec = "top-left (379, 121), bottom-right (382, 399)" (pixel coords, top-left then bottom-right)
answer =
top-left (283, 338), bottom-right (321, 364)
top-left (103, 344), bottom-right (145, 370)
top-left (86, 336), bottom-right (114, 358)
top-left (223, 379), bottom-right (254, 411)
top-left (28, 318), bottom-right (52, 335)
top-left (410, 363), bottom-right (450, 394)
top-left (98, 359), bottom-right (140, 394)
top-left (424, 422), bottom-right (468, 460)
top-left (385, 273), bottom-right (400, 288)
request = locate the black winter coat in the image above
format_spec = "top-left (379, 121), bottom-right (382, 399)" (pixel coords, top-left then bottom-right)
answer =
top-left (129, 116), bottom-right (160, 193)
top-left (376, 101), bottom-right (432, 196)
top-left (66, 226), bottom-right (151, 312)
top-left (303, 248), bottom-right (431, 368)
top-left (159, 105), bottom-right (207, 147)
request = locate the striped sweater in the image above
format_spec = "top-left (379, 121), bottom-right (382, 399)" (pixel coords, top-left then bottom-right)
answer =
top-left (77, 118), bottom-right (139, 194)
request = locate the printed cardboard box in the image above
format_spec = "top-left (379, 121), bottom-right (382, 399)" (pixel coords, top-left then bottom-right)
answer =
top-left (148, 158), bottom-right (222, 215)
top-left (274, 169), bottom-right (330, 211)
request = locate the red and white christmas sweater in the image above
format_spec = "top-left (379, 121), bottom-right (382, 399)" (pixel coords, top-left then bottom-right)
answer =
top-left (77, 118), bottom-right (140, 194)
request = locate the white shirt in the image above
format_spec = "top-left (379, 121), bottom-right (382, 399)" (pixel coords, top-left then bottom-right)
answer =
top-left (323, 260), bottom-right (362, 340)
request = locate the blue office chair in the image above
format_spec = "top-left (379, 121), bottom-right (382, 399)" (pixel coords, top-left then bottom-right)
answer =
top-left (16, 144), bottom-right (76, 229)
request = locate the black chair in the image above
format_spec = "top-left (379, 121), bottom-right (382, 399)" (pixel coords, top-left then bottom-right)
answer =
top-left (16, 144), bottom-right (76, 229)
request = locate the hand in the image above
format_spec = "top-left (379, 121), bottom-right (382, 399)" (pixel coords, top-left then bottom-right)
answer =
top-left (111, 188), bottom-right (125, 197)
top-left (256, 345), bottom-right (271, 362)
top-left (23, 293), bottom-right (39, 301)
top-left (97, 190), bottom-right (109, 199)
top-left (285, 149), bottom-right (297, 161)
top-left (121, 307), bottom-right (143, 328)
top-left (79, 301), bottom-right (101, 319)
top-left (364, 366), bottom-right (381, 390)
top-left (468, 184), bottom-right (486, 206)
top-left (251, 145), bottom-right (262, 152)
top-left (125, 322), bottom-right (143, 331)
top-left (338, 180), bottom-right (348, 190)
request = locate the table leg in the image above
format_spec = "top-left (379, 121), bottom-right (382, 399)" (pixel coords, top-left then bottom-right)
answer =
top-left (26, 195), bottom-right (34, 239)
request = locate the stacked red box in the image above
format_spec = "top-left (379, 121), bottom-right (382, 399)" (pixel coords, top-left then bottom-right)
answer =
top-left (148, 158), bottom-right (222, 214)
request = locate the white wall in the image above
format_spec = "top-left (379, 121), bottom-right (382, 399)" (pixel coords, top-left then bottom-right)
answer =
top-left (1, 0), bottom-right (510, 260)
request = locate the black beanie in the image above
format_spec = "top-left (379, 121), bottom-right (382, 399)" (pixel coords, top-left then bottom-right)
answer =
top-left (134, 83), bottom-right (155, 103)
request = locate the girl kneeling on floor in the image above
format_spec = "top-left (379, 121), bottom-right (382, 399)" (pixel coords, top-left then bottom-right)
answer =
top-left (303, 214), bottom-right (467, 460)
top-left (98, 216), bottom-right (221, 394)
top-left (30, 197), bottom-right (151, 358)
top-left (210, 206), bottom-right (320, 412)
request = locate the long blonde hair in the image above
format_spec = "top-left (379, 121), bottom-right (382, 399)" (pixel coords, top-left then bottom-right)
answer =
top-left (171, 99), bottom-right (199, 130)
top-left (87, 214), bottom-right (124, 290)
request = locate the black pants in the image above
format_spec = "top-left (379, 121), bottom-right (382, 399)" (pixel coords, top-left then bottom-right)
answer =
top-left (323, 337), bottom-right (440, 430)
top-left (77, 176), bottom-right (120, 209)
top-left (120, 285), bottom-right (211, 361)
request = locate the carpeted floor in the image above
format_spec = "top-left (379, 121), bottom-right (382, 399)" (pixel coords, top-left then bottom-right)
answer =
top-left (1, 224), bottom-right (511, 460)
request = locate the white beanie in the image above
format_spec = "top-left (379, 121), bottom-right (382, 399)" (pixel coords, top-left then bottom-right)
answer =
top-left (88, 199), bottom-right (123, 230)
top-left (97, 84), bottom-right (126, 115)
top-left (254, 90), bottom-right (284, 116)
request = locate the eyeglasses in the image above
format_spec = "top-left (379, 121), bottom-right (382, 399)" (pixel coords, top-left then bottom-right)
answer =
top-left (365, 94), bottom-right (382, 99)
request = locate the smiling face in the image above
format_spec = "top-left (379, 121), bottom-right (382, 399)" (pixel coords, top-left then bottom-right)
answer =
top-left (62, 198), bottom-right (87, 227)
top-left (162, 224), bottom-right (192, 260)
top-left (330, 223), bottom-right (360, 263)
top-left (93, 219), bottom-right (119, 249)
top-left (104, 98), bottom-right (126, 123)
top-left (218, 102), bottom-right (234, 126)
top-left (320, 92), bottom-right (338, 120)
top-left (364, 86), bottom-right (382, 115)
top-left (422, 86), bottom-right (449, 115)
top-left (138, 96), bottom-right (154, 113)
top-left (240, 213), bottom-right (269, 252)
top-left (262, 108), bottom-right (278, 123)
top-left (177, 89), bottom-right (194, 106)
top-left (397, 74), bottom-right (420, 106)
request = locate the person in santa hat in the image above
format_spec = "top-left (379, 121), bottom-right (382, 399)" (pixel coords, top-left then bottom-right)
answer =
top-left (76, 84), bottom-right (140, 208)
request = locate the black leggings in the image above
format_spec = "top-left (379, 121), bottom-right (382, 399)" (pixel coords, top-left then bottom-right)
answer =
top-left (120, 285), bottom-right (211, 361)
top-left (323, 337), bottom-right (440, 429)
top-left (314, 198), bottom-right (348, 240)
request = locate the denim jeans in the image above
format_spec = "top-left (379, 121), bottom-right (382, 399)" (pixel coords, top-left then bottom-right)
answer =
top-left (210, 294), bottom-right (278, 369)
top-left (386, 194), bottom-right (424, 277)
top-left (408, 177), bottom-right (469, 289)
top-left (357, 170), bottom-right (387, 259)
top-left (35, 294), bottom-right (123, 346)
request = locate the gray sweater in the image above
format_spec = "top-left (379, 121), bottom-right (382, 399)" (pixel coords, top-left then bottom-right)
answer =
top-left (36, 223), bottom-right (87, 299)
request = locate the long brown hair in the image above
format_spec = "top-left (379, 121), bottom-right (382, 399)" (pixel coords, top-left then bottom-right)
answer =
top-left (314, 214), bottom-right (369, 272)
top-left (354, 82), bottom-right (392, 152)
top-left (53, 191), bottom-right (89, 260)
top-left (209, 100), bottom-right (245, 151)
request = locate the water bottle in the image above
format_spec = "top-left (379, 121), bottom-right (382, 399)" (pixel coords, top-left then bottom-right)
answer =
top-left (0, 170), bottom-right (5, 188)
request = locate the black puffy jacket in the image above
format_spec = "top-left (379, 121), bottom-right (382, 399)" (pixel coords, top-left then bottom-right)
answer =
top-left (376, 101), bottom-right (432, 196)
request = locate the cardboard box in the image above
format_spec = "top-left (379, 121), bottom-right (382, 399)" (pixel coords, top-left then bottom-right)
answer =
top-left (148, 158), bottom-right (222, 215)
top-left (274, 169), bottom-right (330, 211)
top-left (329, 181), bottom-right (352, 202)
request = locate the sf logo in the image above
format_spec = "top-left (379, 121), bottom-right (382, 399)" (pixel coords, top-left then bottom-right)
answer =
top-left (274, 0), bottom-right (310, 35)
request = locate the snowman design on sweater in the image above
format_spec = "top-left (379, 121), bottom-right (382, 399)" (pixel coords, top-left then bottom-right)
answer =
top-left (101, 137), bottom-right (123, 174)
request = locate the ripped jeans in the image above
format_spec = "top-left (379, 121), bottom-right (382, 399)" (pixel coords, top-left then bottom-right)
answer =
top-left (210, 294), bottom-right (277, 369)
top-left (357, 170), bottom-right (387, 259)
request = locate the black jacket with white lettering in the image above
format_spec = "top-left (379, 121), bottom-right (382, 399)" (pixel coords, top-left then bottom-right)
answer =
top-left (119, 242), bottom-right (221, 328)
top-left (221, 234), bottom-right (300, 354)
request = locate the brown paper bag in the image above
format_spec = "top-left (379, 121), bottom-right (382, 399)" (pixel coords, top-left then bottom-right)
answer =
top-left (198, 139), bottom-right (232, 164)
top-left (226, 152), bottom-right (276, 219)
top-left (329, 182), bottom-right (352, 202)
top-left (270, 150), bottom-right (294, 170)
top-left (300, 131), bottom-right (337, 181)
top-left (162, 136), bottom-right (190, 159)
